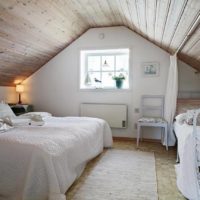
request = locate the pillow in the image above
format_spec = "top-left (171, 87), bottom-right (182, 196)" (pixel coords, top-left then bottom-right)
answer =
top-left (3, 115), bottom-right (45, 127)
top-left (185, 109), bottom-right (200, 126)
top-left (175, 113), bottom-right (187, 125)
top-left (0, 118), bottom-right (13, 133)
top-left (3, 116), bottom-right (31, 127)
top-left (0, 103), bottom-right (16, 118)
top-left (20, 112), bottom-right (52, 118)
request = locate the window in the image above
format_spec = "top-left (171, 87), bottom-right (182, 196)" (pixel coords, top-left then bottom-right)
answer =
top-left (80, 48), bottom-right (130, 89)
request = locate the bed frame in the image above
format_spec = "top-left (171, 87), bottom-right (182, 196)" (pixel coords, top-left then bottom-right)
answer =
top-left (193, 109), bottom-right (200, 198)
top-left (176, 99), bottom-right (200, 114)
top-left (176, 98), bottom-right (200, 198)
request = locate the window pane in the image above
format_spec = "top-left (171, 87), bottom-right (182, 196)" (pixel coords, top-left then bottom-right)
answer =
top-left (89, 72), bottom-right (102, 88)
top-left (80, 49), bottom-right (130, 89)
top-left (116, 55), bottom-right (128, 72)
top-left (102, 56), bottom-right (114, 71)
top-left (88, 56), bottom-right (100, 71)
top-left (101, 72), bottom-right (115, 88)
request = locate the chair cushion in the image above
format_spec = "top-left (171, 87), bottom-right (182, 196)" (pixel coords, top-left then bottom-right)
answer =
top-left (138, 117), bottom-right (166, 123)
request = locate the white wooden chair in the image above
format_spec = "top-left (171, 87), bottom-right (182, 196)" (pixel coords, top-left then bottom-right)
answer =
top-left (136, 95), bottom-right (168, 150)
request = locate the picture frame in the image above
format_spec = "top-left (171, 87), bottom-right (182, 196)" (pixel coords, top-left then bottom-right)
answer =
top-left (142, 62), bottom-right (160, 77)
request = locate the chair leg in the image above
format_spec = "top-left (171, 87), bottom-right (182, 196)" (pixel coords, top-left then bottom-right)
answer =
top-left (161, 128), bottom-right (164, 143)
top-left (165, 126), bottom-right (168, 151)
top-left (137, 125), bottom-right (141, 147)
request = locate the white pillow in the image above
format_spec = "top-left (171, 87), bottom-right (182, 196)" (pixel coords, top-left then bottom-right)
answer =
top-left (185, 109), bottom-right (200, 126)
top-left (0, 118), bottom-right (13, 133)
top-left (175, 113), bottom-right (187, 125)
top-left (20, 112), bottom-right (52, 118)
top-left (0, 103), bottom-right (16, 118)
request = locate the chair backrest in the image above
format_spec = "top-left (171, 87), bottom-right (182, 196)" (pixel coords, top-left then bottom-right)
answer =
top-left (141, 95), bottom-right (165, 118)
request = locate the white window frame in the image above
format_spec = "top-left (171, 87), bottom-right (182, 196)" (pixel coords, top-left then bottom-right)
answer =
top-left (79, 48), bottom-right (131, 91)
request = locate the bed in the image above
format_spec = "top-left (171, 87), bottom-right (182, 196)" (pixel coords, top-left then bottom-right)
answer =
top-left (174, 99), bottom-right (200, 200)
top-left (0, 104), bottom-right (113, 200)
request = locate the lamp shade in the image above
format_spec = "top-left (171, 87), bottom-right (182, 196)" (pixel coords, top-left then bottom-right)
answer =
top-left (16, 85), bottom-right (24, 93)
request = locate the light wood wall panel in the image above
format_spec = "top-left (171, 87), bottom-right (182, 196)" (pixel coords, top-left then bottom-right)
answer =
top-left (135, 0), bottom-right (147, 36)
top-left (170, 0), bottom-right (200, 53)
top-left (154, 0), bottom-right (171, 46)
top-left (146, 0), bottom-right (157, 42)
top-left (0, 0), bottom-right (200, 86)
top-left (180, 24), bottom-right (200, 55)
top-left (161, 0), bottom-right (188, 50)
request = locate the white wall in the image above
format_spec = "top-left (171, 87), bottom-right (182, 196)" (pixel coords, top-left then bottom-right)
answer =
top-left (178, 60), bottom-right (200, 97)
top-left (23, 26), bottom-right (170, 139)
top-left (0, 86), bottom-right (18, 103)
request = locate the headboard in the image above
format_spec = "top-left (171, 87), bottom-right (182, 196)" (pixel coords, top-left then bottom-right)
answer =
top-left (176, 99), bottom-right (200, 114)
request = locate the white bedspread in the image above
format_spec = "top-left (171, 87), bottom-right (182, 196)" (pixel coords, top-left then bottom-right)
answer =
top-left (174, 121), bottom-right (200, 200)
top-left (0, 117), bottom-right (113, 200)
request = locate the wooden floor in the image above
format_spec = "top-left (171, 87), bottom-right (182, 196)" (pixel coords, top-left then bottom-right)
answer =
top-left (66, 139), bottom-right (185, 200)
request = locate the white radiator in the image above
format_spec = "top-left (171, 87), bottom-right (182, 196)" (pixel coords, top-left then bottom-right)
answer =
top-left (80, 103), bottom-right (127, 128)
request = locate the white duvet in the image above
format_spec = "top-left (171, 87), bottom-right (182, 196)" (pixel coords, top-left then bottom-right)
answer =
top-left (0, 116), bottom-right (113, 200)
top-left (174, 121), bottom-right (200, 200)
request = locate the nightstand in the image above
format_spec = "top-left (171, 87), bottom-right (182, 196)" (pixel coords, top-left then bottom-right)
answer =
top-left (9, 104), bottom-right (34, 116)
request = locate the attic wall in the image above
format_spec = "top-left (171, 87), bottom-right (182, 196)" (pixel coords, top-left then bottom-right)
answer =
top-left (1, 61), bottom-right (198, 104)
top-left (0, 86), bottom-right (18, 103)
top-left (1, 60), bottom-right (199, 105)
top-left (23, 27), bottom-right (170, 140)
top-left (178, 60), bottom-right (200, 98)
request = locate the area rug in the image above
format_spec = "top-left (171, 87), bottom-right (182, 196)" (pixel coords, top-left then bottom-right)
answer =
top-left (69, 149), bottom-right (158, 200)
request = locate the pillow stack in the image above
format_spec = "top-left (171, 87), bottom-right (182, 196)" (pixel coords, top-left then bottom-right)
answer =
top-left (0, 103), bottom-right (50, 127)
top-left (175, 113), bottom-right (187, 125)
top-left (21, 112), bottom-right (52, 119)
top-left (3, 117), bottom-right (31, 127)
top-left (0, 103), bottom-right (15, 132)
top-left (0, 103), bottom-right (16, 118)
top-left (185, 109), bottom-right (200, 126)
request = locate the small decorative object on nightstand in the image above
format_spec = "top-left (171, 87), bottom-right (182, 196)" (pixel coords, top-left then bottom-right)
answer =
top-left (9, 104), bottom-right (33, 116)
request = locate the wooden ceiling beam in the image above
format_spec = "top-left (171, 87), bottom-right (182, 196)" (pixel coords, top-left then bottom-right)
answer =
top-left (175, 12), bottom-right (200, 55)
top-left (178, 53), bottom-right (200, 71)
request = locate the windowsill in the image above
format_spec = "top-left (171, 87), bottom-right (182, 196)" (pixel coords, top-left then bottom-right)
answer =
top-left (79, 87), bottom-right (132, 92)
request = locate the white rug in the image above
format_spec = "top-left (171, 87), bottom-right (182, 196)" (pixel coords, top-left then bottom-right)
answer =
top-left (71, 149), bottom-right (158, 200)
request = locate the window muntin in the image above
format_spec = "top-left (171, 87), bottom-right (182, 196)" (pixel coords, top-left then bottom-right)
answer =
top-left (80, 49), bottom-right (130, 89)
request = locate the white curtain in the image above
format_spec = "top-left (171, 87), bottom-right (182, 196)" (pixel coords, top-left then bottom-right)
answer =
top-left (164, 54), bottom-right (178, 146)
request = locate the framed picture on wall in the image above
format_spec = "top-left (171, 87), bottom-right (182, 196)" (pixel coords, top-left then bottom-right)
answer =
top-left (142, 62), bottom-right (160, 77)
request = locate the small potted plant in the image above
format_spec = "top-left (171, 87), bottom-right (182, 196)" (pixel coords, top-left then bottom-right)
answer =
top-left (112, 73), bottom-right (125, 89)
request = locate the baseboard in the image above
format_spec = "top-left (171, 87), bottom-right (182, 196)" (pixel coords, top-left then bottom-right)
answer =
top-left (113, 136), bottom-right (160, 143)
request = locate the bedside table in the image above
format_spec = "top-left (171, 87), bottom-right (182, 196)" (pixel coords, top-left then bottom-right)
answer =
top-left (9, 104), bottom-right (34, 116)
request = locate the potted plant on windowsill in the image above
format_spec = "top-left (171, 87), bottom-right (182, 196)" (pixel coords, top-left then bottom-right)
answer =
top-left (112, 73), bottom-right (125, 89)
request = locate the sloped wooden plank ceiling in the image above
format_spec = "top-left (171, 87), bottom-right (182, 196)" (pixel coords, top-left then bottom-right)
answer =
top-left (0, 0), bottom-right (200, 86)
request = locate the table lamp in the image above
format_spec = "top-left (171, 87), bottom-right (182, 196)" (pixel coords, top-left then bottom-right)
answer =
top-left (16, 84), bottom-right (24, 104)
